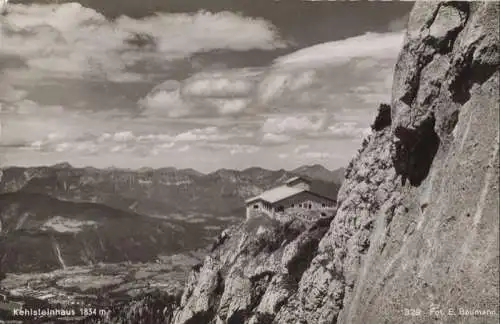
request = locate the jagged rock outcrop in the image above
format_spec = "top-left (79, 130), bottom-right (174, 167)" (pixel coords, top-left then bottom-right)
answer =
top-left (172, 1), bottom-right (499, 324)
top-left (172, 212), bottom-right (334, 324)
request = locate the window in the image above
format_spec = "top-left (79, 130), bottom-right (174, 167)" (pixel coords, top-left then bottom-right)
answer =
top-left (322, 203), bottom-right (326, 208)
top-left (291, 204), bottom-right (294, 208)
top-left (253, 204), bottom-right (259, 209)
top-left (299, 204), bottom-right (302, 208)
top-left (309, 204), bottom-right (312, 209)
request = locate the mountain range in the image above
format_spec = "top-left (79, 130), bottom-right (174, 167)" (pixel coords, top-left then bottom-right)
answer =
top-left (0, 163), bottom-right (343, 273)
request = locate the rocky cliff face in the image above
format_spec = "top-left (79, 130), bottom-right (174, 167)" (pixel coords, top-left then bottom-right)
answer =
top-left (172, 2), bottom-right (499, 324)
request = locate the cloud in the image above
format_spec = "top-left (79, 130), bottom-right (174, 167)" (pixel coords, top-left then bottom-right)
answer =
top-left (138, 87), bottom-right (189, 118)
top-left (200, 143), bottom-right (260, 155)
top-left (139, 69), bottom-right (261, 117)
top-left (387, 13), bottom-right (410, 32)
top-left (182, 70), bottom-right (260, 97)
top-left (139, 30), bottom-right (402, 119)
top-left (174, 127), bottom-right (231, 142)
top-left (293, 144), bottom-right (310, 154)
top-left (350, 63), bottom-right (395, 105)
top-left (14, 123), bottom-right (254, 160)
top-left (1, 3), bottom-right (285, 81)
top-left (150, 142), bottom-right (175, 156)
top-left (256, 69), bottom-right (317, 106)
top-left (0, 82), bottom-right (28, 103)
top-left (274, 32), bottom-right (404, 68)
top-left (257, 116), bottom-right (370, 144)
top-left (140, 92), bottom-right (252, 118)
top-left (0, 100), bottom-right (91, 149)
top-left (209, 98), bottom-right (251, 115)
top-left (326, 122), bottom-right (371, 139)
top-left (111, 131), bottom-right (135, 142)
top-left (95, 127), bottom-right (233, 146)
top-left (229, 145), bottom-right (260, 156)
top-left (261, 115), bottom-right (326, 134)
top-left (1, 11), bottom-right (404, 173)
top-left (15, 100), bottom-right (64, 115)
top-left (301, 151), bottom-right (334, 159)
top-left (258, 115), bottom-right (361, 146)
top-left (177, 145), bottom-right (191, 152)
top-left (54, 142), bottom-right (70, 153)
top-left (261, 132), bottom-right (291, 144)
top-left (116, 10), bottom-right (286, 54)
top-left (110, 145), bottom-right (127, 153)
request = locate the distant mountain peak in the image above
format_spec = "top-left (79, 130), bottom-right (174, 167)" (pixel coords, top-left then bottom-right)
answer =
top-left (291, 164), bottom-right (344, 184)
top-left (241, 166), bottom-right (269, 173)
top-left (292, 164), bottom-right (330, 173)
top-left (51, 162), bottom-right (73, 169)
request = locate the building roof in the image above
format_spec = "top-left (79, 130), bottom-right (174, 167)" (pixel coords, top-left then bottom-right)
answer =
top-left (245, 185), bottom-right (306, 205)
top-left (285, 176), bottom-right (311, 184)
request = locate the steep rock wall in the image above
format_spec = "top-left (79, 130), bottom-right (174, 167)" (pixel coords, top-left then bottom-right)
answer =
top-left (172, 2), bottom-right (499, 323)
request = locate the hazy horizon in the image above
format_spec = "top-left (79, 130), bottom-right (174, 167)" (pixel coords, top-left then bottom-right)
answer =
top-left (0, 160), bottom-right (345, 175)
top-left (0, 0), bottom-right (414, 173)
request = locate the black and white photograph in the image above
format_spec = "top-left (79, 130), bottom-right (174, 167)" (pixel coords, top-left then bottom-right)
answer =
top-left (0, 0), bottom-right (498, 323)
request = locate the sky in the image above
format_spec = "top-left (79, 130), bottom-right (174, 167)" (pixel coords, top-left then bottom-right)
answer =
top-left (0, 0), bottom-right (414, 173)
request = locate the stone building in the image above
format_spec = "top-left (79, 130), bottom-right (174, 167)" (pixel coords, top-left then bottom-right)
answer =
top-left (245, 176), bottom-right (336, 219)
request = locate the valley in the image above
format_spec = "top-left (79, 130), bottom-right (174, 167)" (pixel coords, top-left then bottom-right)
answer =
top-left (0, 163), bottom-right (341, 321)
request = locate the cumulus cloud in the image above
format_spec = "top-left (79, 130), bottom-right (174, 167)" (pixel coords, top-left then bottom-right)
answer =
top-left (258, 116), bottom-right (369, 144)
top-left (174, 127), bottom-right (231, 142)
top-left (177, 145), bottom-right (191, 152)
top-left (200, 143), bottom-right (260, 155)
top-left (95, 127), bottom-right (233, 146)
top-left (1, 4), bottom-right (404, 172)
top-left (0, 100), bottom-right (93, 150)
top-left (139, 29), bottom-right (402, 119)
top-left (209, 98), bottom-right (251, 115)
top-left (293, 144), bottom-right (310, 154)
top-left (182, 70), bottom-right (260, 97)
top-left (1, 3), bottom-right (285, 81)
top-left (256, 69), bottom-right (317, 106)
top-left (139, 69), bottom-right (261, 117)
top-left (140, 66), bottom-right (321, 118)
top-left (261, 115), bottom-right (326, 134)
top-left (327, 122), bottom-right (371, 139)
top-left (14, 123), bottom-right (255, 160)
top-left (301, 151), bottom-right (334, 159)
top-left (261, 132), bottom-right (291, 144)
top-left (139, 87), bottom-right (189, 118)
top-left (111, 131), bottom-right (135, 142)
top-left (229, 145), bottom-right (260, 156)
top-left (116, 10), bottom-right (286, 54)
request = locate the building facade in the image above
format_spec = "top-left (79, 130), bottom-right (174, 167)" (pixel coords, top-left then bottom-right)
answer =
top-left (245, 177), bottom-right (336, 219)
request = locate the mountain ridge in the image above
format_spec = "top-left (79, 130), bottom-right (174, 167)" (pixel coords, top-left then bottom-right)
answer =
top-left (0, 163), bottom-right (342, 181)
top-left (0, 163), bottom-right (343, 274)
top-left (0, 191), bottom-right (208, 273)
